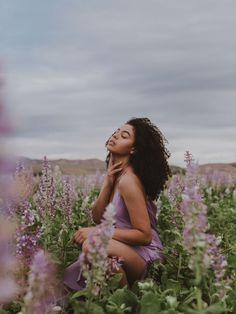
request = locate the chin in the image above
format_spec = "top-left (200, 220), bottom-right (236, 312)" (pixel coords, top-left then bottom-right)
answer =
top-left (106, 144), bottom-right (115, 151)
top-left (107, 148), bottom-right (115, 153)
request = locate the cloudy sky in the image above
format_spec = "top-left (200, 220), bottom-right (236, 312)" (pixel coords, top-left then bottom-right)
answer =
top-left (1, 1), bottom-right (236, 167)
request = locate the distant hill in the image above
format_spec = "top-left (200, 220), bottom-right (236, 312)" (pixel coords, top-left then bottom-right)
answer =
top-left (198, 162), bottom-right (236, 175)
top-left (12, 157), bottom-right (236, 176)
top-left (16, 157), bottom-right (106, 176)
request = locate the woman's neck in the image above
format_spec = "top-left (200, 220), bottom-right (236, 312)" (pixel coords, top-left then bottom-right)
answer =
top-left (111, 154), bottom-right (132, 185)
top-left (111, 155), bottom-right (130, 168)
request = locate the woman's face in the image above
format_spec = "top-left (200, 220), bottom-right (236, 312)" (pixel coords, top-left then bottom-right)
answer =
top-left (106, 124), bottom-right (135, 156)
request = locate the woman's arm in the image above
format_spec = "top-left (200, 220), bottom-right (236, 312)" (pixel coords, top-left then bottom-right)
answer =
top-left (91, 177), bottom-right (113, 224)
top-left (91, 157), bottom-right (123, 224)
top-left (112, 174), bottom-right (152, 246)
top-left (113, 227), bottom-right (152, 246)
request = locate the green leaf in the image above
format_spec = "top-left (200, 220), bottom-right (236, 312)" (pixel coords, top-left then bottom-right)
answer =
top-left (166, 295), bottom-right (179, 309)
top-left (166, 279), bottom-right (181, 295)
top-left (139, 292), bottom-right (161, 314)
top-left (72, 301), bottom-right (105, 314)
top-left (107, 273), bottom-right (123, 290)
top-left (71, 288), bottom-right (89, 300)
top-left (202, 303), bottom-right (225, 314)
top-left (107, 286), bottom-right (138, 310)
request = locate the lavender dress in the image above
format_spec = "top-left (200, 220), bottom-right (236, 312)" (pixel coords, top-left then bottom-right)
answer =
top-left (64, 190), bottom-right (163, 290)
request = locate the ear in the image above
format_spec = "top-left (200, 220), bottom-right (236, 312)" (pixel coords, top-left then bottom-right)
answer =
top-left (130, 147), bottom-right (136, 154)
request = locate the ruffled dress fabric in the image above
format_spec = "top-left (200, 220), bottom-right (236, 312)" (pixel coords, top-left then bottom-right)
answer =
top-left (64, 191), bottom-right (163, 290)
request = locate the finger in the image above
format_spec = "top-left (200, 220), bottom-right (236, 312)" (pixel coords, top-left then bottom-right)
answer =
top-left (111, 161), bottom-right (122, 170)
top-left (109, 153), bottom-right (114, 166)
top-left (73, 231), bottom-right (79, 240)
top-left (72, 234), bottom-right (78, 242)
top-left (74, 235), bottom-right (83, 244)
top-left (111, 167), bottom-right (123, 174)
top-left (107, 156), bottom-right (112, 169)
top-left (73, 231), bottom-right (82, 242)
top-left (72, 233), bottom-right (77, 242)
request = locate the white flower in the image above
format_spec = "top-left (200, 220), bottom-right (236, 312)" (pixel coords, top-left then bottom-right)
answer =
top-left (51, 305), bottom-right (62, 313)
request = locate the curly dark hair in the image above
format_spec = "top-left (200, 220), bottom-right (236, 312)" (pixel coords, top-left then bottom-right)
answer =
top-left (105, 117), bottom-right (172, 201)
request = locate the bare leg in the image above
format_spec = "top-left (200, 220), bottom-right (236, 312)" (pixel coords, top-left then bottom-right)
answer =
top-left (117, 266), bottom-right (129, 287)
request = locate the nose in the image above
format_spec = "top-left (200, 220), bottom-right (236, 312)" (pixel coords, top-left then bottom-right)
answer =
top-left (112, 131), bottom-right (119, 139)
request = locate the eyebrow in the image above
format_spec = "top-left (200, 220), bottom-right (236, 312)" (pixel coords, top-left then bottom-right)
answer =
top-left (117, 128), bottom-right (131, 136)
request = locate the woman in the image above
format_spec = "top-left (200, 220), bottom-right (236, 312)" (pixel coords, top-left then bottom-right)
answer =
top-left (64, 117), bottom-right (171, 289)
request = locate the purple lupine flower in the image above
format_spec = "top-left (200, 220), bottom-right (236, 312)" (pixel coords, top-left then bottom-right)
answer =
top-left (15, 200), bottom-right (42, 265)
top-left (180, 151), bottom-right (232, 298)
top-left (53, 164), bottom-right (63, 192)
top-left (200, 167), bottom-right (236, 191)
top-left (35, 156), bottom-right (57, 219)
top-left (94, 170), bottom-right (105, 188)
top-left (180, 151), bottom-right (209, 271)
top-left (21, 249), bottom-right (59, 314)
top-left (164, 174), bottom-right (185, 227)
top-left (206, 234), bottom-right (232, 299)
top-left (0, 219), bottom-right (19, 304)
top-left (84, 206), bottom-right (95, 226)
top-left (59, 175), bottom-right (76, 225)
top-left (78, 203), bottom-right (116, 296)
top-left (165, 174), bottom-right (185, 205)
top-left (77, 175), bottom-right (91, 198)
top-left (77, 171), bottom-right (104, 198)
top-left (80, 195), bottom-right (95, 225)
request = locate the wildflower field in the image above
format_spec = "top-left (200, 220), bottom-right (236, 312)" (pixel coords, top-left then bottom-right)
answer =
top-left (0, 153), bottom-right (236, 314)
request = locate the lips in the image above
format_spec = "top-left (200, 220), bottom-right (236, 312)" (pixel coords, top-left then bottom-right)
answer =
top-left (108, 140), bottom-right (115, 145)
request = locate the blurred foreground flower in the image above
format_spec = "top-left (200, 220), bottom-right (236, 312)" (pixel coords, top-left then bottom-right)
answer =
top-left (79, 203), bottom-right (117, 296)
top-left (21, 249), bottom-right (59, 314)
top-left (0, 219), bottom-right (20, 304)
top-left (8, 161), bottom-right (35, 207)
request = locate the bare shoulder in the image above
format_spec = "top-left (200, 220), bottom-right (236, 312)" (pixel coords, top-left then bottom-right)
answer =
top-left (117, 169), bottom-right (145, 196)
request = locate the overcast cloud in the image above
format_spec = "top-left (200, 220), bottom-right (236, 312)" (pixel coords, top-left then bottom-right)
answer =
top-left (1, 0), bottom-right (236, 167)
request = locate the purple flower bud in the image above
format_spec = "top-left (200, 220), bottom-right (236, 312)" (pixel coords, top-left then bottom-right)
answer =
top-left (59, 175), bottom-right (76, 225)
top-left (35, 156), bottom-right (57, 219)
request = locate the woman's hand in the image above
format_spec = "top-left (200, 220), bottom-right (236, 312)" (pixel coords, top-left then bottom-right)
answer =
top-left (105, 153), bottom-right (123, 187)
top-left (73, 227), bottom-right (96, 245)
